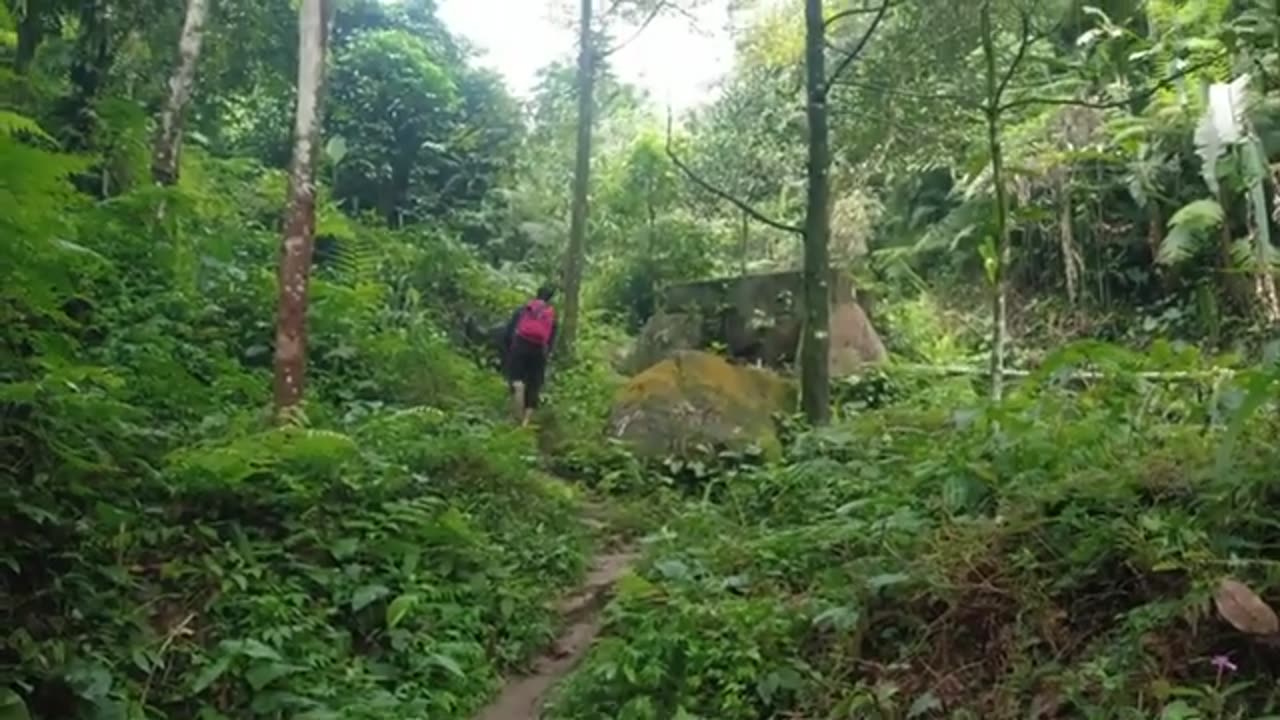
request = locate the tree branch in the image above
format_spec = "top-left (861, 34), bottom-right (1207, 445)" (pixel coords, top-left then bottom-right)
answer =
top-left (824, 0), bottom-right (892, 94)
top-left (824, 0), bottom-right (902, 29)
top-left (994, 11), bottom-right (1032, 102)
top-left (602, 0), bottom-right (629, 19)
top-left (830, 77), bottom-right (978, 107)
top-left (665, 109), bottom-right (804, 235)
top-left (997, 55), bottom-right (1224, 113)
top-left (600, 0), bottom-right (668, 57)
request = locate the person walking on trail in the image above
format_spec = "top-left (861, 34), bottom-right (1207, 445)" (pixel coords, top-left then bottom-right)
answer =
top-left (503, 285), bottom-right (557, 427)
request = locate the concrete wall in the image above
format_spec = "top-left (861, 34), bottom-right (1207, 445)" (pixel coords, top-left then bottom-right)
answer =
top-left (626, 269), bottom-right (886, 375)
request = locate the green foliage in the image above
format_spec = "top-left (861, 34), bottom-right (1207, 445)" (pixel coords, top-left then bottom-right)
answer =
top-left (328, 29), bottom-right (459, 222)
top-left (1163, 198), bottom-right (1227, 264)
top-left (0, 120), bottom-right (588, 718)
top-left (550, 342), bottom-right (1280, 718)
top-left (7, 0), bottom-right (1280, 718)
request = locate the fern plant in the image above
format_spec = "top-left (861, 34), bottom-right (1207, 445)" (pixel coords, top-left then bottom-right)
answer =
top-left (0, 112), bottom-right (96, 325)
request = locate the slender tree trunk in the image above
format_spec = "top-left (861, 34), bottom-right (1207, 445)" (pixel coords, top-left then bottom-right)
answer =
top-left (1058, 180), bottom-right (1080, 305)
top-left (60, 0), bottom-right (112, 151)
top-left (14, 2), bottom-right (43, 73)
top-left (1147, 202), bottom-right (1164, 265)
top-left (1253, 268), bottom-right (1280, 324)
top-left (152, 0), bottom-right (211, 186)
top-left (560, 0), bottom-right (595, 359)
top-left (800, 0), bottom-right (831, 424)
top-left (981, 1), bottom-right (1010, 402)
top-left (273, 0), bottom-right (330, 419)
top-left (647, 196), bottom-right (656, 251)
top-left (1247, 167), bottom-right (1280, 324)
top-left (740, 210), bottom-right (749, 276)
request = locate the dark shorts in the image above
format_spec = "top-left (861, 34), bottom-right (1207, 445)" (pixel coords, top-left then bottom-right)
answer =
top-left (505, 335), bottom-right (547, 409)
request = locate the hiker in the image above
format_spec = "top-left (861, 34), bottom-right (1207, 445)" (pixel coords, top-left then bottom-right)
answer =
top-left (503, 285), bottom-right (557, 426)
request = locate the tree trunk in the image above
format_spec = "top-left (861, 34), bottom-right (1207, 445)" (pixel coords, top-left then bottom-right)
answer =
top-left (981, 2), bottom-right (1010, 402)
top-left (1253, 269), bottom-right (1280, 324)
top-left (14, 2), bottom-right (43, 73)
top-left (1147, 201), bottom-right (1163, 264)
top-left (1058, 180), bottom-right (1080, 305)
top-left (1247, 168), bottom-right (1280, 324)
top-left (59, 0), bottom-right (112, 151)
top-left (740, 210), bottom-right (749, 276)
top-left (800, 0), bottom-right (831, 424)
top-left (273, 0), bottom-right (330, 419)
top-left (152, 0), bottom-right (212, 186)
top-left (560, 0), bottom-right (596, 359)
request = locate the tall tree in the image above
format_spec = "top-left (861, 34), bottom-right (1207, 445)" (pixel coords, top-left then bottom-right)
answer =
top-left (560, 0), bottom-right (698, 357)
top-left (559, 0), bottom-right (595, 358)
top-left (668, 0), bottom-right (890, 424)
top-left (273, 0), bottom-right (330, 418)
top-left (979, 0), bottom-right (1014, 402)
top-left (152, 0), bottom-right (212, 185)
top-left (799, 0), bottom-right (832, 423)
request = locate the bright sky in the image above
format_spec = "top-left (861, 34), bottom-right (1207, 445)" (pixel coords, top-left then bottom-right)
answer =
top-left (437, 0), bottom-right (738, 112)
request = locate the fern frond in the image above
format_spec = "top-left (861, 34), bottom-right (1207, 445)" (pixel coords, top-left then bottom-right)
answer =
top-left (0, 110), bottom-right (54, 142)
top-left (1159, 198), bottom-right (1224, 265)
top-left (1170, 198), bottom-right (1225, 229)
top-left (329, 233), bottom-right (379, 287)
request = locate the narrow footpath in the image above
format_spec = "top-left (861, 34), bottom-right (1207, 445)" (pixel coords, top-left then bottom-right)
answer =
top-left (473, 504), bottom-right (635, 720)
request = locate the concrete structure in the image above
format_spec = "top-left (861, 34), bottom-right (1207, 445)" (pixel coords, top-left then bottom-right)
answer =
top-left (624, 269), bottom-right (886, 376)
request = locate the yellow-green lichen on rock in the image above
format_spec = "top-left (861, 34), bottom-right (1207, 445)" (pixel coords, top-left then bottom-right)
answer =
top-left (607, 350), bottom-right (795, 458)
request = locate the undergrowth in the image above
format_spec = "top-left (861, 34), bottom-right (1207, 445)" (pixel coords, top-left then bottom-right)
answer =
top-left (1, 118), bottom-right (594, 719)
top-left (548, 344), bottom-right (1280, 720)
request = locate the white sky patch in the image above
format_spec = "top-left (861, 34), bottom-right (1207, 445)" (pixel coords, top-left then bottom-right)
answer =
top-left (437, 0), bottom-right (737, 112)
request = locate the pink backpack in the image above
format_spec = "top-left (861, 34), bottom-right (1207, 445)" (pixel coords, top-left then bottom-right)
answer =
top-left (515, 299), bottom-right (555, 346)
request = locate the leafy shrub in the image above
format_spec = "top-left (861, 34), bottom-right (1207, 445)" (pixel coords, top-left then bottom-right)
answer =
top-left (550, 343), bottom-right (1280, 719)
top-left (0, 137), bottom-right (590, 719)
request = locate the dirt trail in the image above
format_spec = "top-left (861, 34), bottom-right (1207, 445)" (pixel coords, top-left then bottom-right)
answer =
top-left (474, 505), bottom-right (635, 720)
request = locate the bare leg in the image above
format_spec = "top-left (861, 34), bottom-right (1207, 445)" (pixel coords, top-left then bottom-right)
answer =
top-left (510, 381), bottom-right (525, 423)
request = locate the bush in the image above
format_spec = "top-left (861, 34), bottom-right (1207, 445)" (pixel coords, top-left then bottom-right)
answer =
top-left (549, 344), bottom-right (1280, 719)
top-left (0, 138), bottom-right (591, 719)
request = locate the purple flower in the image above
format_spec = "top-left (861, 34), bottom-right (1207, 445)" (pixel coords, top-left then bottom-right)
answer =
top-left (1210, 654), bottom-right (1238, 674)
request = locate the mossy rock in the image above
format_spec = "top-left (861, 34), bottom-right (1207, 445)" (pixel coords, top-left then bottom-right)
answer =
top-left (607, 350), bottom-right (795, 458)
top-left (622, 312), bottom-right (704, 375)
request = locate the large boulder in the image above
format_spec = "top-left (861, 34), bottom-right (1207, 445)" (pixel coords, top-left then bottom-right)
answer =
top-left (608, 351), bottom-right (794, 458)
top-left (621, 311), bottom-right (704, 374)
top-left (827, 300), bottom-right (888, 376)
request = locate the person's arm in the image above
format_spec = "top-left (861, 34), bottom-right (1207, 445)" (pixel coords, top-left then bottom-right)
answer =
top-left (548, 316), bottom-right (558, 355)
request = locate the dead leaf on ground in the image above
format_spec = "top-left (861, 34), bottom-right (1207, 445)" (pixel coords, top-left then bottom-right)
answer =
top-left (1214, 577), bottom-right (1278, 636)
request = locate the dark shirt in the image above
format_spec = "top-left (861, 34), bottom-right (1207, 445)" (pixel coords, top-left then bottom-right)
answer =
top-left (503, 301), bottom-right (557, 352)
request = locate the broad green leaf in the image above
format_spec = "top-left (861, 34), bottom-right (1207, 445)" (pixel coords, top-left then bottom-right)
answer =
top-left (867, 572), bottom-right (910, 590)
top-left (244, 662), bottom-right (302, 691)
top-left (191, 656), bottom-right (231, 694)
top-left (655, 559), bottom-right (689, 581)
top-left (352, 583), bottom-right (390, 611)
top-left (385, 594), bottom-right (418, 629)
top-left (0, 689), bottom-right (29, 720)
top-left (324, 136), bottom-right (348, 164)
top-left (329, 537), bottom-right (358, 560)
top-left (1159, 700), bottom-right (1203, 720)
top-left (811, 605), bottom-right (860, 631)
top-left (428, 653), bottom-right (465, 679)
top-left (235, 639), bottom-right (282, 661)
